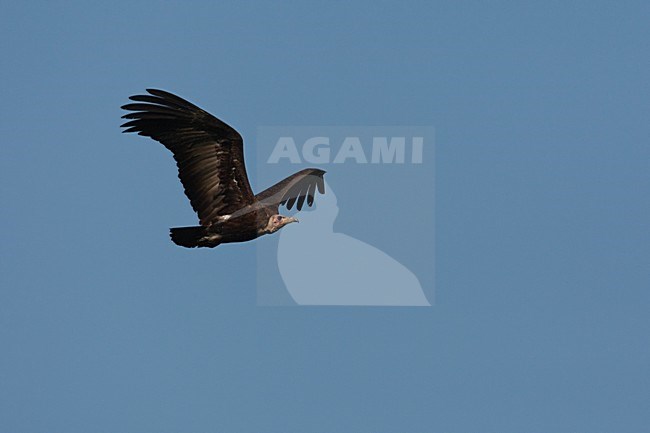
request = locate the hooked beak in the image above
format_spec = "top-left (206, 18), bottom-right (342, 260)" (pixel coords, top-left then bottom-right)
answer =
top-left (286, 217), bottom-right (299, 224)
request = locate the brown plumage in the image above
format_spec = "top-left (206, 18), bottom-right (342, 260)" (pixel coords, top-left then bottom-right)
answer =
top-left (121, 89), bottom-right (325, 248)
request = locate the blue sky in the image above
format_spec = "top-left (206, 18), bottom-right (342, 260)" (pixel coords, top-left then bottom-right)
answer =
top-left (1, 1), bottom-right (649, 432)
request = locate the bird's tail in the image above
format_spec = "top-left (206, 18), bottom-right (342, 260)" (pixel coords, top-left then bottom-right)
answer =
top-left (169, 226), bottom-right (210, 248)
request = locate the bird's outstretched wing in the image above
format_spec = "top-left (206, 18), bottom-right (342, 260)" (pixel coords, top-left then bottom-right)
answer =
top-left (121, 89), bottom-right (255, 226)
top-left (255, 168), bottom-right (326, 213)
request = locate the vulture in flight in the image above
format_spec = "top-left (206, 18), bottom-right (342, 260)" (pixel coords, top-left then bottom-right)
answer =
top-left (121, 89), bottom-right (326, 248)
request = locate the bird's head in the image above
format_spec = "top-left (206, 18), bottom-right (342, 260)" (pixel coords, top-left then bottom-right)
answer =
top-left (265, 214), bottom-right (299, 233)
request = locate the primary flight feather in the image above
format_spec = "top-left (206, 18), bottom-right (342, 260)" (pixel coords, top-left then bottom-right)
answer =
top-left (121, 88), bottom-right (326, 248)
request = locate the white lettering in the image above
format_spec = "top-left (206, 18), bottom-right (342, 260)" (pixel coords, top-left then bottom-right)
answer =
top-left (333, 137), bottom-right (367, 164)
top-left (267, 137), bottom-right (301, 163)
top-left (411, 137), bottom-right (423, 163)
top-left (302, 137), bottom-right (331, 164)
top-left (371, 137), bottom-right (405, 163)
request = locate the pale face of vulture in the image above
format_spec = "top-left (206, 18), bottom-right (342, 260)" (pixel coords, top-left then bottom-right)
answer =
top-left (264, 215), bottom-right (299, 233)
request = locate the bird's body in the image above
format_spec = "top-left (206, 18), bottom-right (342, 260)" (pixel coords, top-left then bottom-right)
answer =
top-left (121, 89), bottom-right (325, 248)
